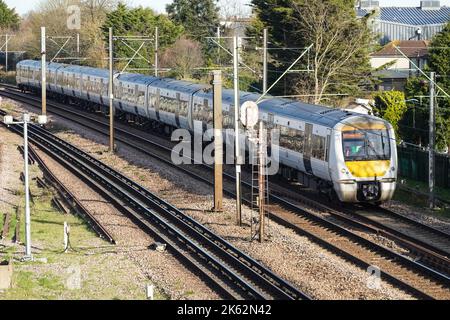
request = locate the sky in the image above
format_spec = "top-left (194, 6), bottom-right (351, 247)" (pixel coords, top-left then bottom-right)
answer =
top-left (5, 0), bottom-right (450, 16)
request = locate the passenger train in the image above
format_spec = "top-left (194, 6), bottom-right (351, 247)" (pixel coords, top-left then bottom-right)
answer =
top-left (16, 60), bottom-right (397, 203)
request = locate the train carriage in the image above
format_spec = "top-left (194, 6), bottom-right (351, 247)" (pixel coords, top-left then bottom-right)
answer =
top-left (17, 60), bottom-right (41, 90)
top-left (79, 67), bottom-right (109, 106)
top-left (16, 60), bottom-right (397, 203)
top-left (114, 73), bottom-right (156, 120)
top-left (154, 79), bottom-right (207, 131)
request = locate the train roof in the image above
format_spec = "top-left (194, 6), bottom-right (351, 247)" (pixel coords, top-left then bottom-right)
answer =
top-left (153, 78), bottom-right (208, 94)
top-left (16, 60), bottom-right (382, 128)
top-left (221, 88), bottom-right (360, 128)
top-left (78, 66), bottom-right (109, 78)
top-left (117, 73), bottom-right (158, 84)
top-left (17, 60), bottom-right (42, 68)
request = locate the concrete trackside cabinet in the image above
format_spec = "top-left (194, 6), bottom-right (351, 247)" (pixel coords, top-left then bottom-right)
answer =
top-left (0, 260), bottom-right (13, 289)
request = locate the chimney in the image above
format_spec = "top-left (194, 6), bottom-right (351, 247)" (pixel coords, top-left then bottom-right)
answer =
top-left (420, 1), bottom-right (441, 10)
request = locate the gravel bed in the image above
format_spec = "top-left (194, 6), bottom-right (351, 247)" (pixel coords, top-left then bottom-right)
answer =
top-left (40, 118), bottom-right (413, 299)
top-left (2, 98), bottom-right (418, 299)
top-left (382, 200), bottom-right (450, 234)
top-left (33, 147), bottom-right (220, 300)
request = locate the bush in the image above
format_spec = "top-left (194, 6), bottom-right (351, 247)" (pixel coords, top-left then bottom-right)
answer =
top-left (373, 91), bottom-right (407, 139)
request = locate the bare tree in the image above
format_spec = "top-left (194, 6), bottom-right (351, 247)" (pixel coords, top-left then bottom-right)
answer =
top-left (290, 0), bottom-right (374, 104)
top-left (160, 36), bottom-right (204, 80)
top-left (14, 0), bottom-right (118, 65)
top-left (219, 0), bottom-right (251, 20)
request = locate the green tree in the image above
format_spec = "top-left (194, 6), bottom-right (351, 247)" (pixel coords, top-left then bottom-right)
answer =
top-left (429, 21), bottom-right (450, 89)
top-left (166, 0), bottom-right (219, 52)
top-left (403, 22), bottom-right (450, 152)
top-left (102, 2), bottom-right (183, 72)
top-left (0, 0), bottom-right (20, 30)
top-left (373, 91), bottom-right (407, 139)
top-left (248, 0), bottom-right (375, 104)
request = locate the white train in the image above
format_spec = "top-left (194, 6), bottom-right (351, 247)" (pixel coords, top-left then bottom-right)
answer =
top-left (16, 60), bottom-right (397, 203)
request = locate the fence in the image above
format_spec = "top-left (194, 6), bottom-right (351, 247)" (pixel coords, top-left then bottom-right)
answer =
top-left (397, 146), bottom-right (450, 189)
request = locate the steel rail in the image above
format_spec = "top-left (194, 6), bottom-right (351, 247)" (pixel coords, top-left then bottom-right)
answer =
top-left (1, 112), bottom-right (310, 300)
top-left (3, 88), bottom-right (449, 268)
top-left (28, 123), bottom-right (309, 300)
top-left (1, 86), bottom-right (449, 298)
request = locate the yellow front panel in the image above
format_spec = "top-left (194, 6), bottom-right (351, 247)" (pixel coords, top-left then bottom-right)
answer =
top-left (345, 160), bottom-right (390, 178)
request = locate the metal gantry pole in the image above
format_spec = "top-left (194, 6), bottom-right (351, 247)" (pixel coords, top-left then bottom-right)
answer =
top-left (233, 35), bottom-right (242, 226)
top-left (258, 121), bottom-right (265, 242)
top-left (213, 70), bottom-right (223, 212)
top-left (23, 115), bottom-right (32, 258)
top-left (76, 33), bottom-right (80, 54)
top-left (154, 27), bottom-right (158, 77)
top-left (109, 27), bottom-right (115, 153)
top-left (5, 34), bottom-right (8, 73)
top-left (217, 26), bottom-right (221, 66)
top-left (263, 28), bottom-right (268, 94)
top-left (429, 71), bottom-right (435, 209)
top-left (41, 27), bottom-right (47, 116)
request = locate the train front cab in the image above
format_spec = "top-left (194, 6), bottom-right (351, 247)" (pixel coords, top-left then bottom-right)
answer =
top-left (331, 117), bottom-right (397, 203)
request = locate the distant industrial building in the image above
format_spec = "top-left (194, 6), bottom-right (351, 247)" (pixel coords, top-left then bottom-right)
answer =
top-left (356, 1), bottom-right (450, 44)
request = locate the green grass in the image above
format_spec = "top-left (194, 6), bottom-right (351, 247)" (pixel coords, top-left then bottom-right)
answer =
top-left (0, 165), bottom-right (159, 300)
top-left (398, 177), bottom-right (450, 202)
top-left (0, 213), bottom-right (4, 232)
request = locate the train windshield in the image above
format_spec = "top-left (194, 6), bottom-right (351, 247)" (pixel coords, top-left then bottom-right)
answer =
top-left (342, 129), bottom-right (390, 161)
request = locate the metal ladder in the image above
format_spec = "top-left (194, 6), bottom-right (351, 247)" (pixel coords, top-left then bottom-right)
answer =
top-left (250, 124), bottom-right (270, 242)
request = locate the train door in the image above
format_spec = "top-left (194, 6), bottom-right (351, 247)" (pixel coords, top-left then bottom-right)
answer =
top-left (326, 129), bottom-right (332, 179)
top-left (175, 93), bottom-right (181, 127)
top-left (155, 88), bottom-right (161, 121)
top-left (311, 129), bottom-right (331, 180)
top-left (266, 113), bottom-right (274, 156)
top-left (303, 123), bottom-right (313, 174)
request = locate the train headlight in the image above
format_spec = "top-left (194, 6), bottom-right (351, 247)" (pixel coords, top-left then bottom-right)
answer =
top-left (341, 168), bottom-right (347, 174)
top-left (391, 167), bottom-right (395, 172)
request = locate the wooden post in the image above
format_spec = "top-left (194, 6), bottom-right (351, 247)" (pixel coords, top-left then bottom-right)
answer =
top-left (213, 70), bottom-right (223, 212)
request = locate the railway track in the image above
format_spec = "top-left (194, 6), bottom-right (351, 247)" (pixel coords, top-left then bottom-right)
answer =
top-left (0, 109), bottom-right (310, 300)
top-left (264, 181), bottom-right (450, 274)
top-left (1, 86), bottom-right (450, 299)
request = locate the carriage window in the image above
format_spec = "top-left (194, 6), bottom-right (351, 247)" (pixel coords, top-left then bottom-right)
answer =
top-left (58, 72), bottom-right (64, 84)
top-left (279, 125), bottom-right (304, 153)
top-left (102, 79), bottom-right (108, 96)
top-left (114, 83), bottom-right (121, 99)
top-left (137, 90), bottom-right (145, 106)
top-left (180, 100), bottom-right (188, 117)
top-left (312, 134), bottom-right (326, 160)
top-left (223, 107), bottom-right (233, 129)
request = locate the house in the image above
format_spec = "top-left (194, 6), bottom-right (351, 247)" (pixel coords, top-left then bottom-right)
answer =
top-left (356, 0), bottom-right (450, 45)
top-left (343, 99), bottom-right (374, 115)
top-left (371, 40), bottom-right (430, 91)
